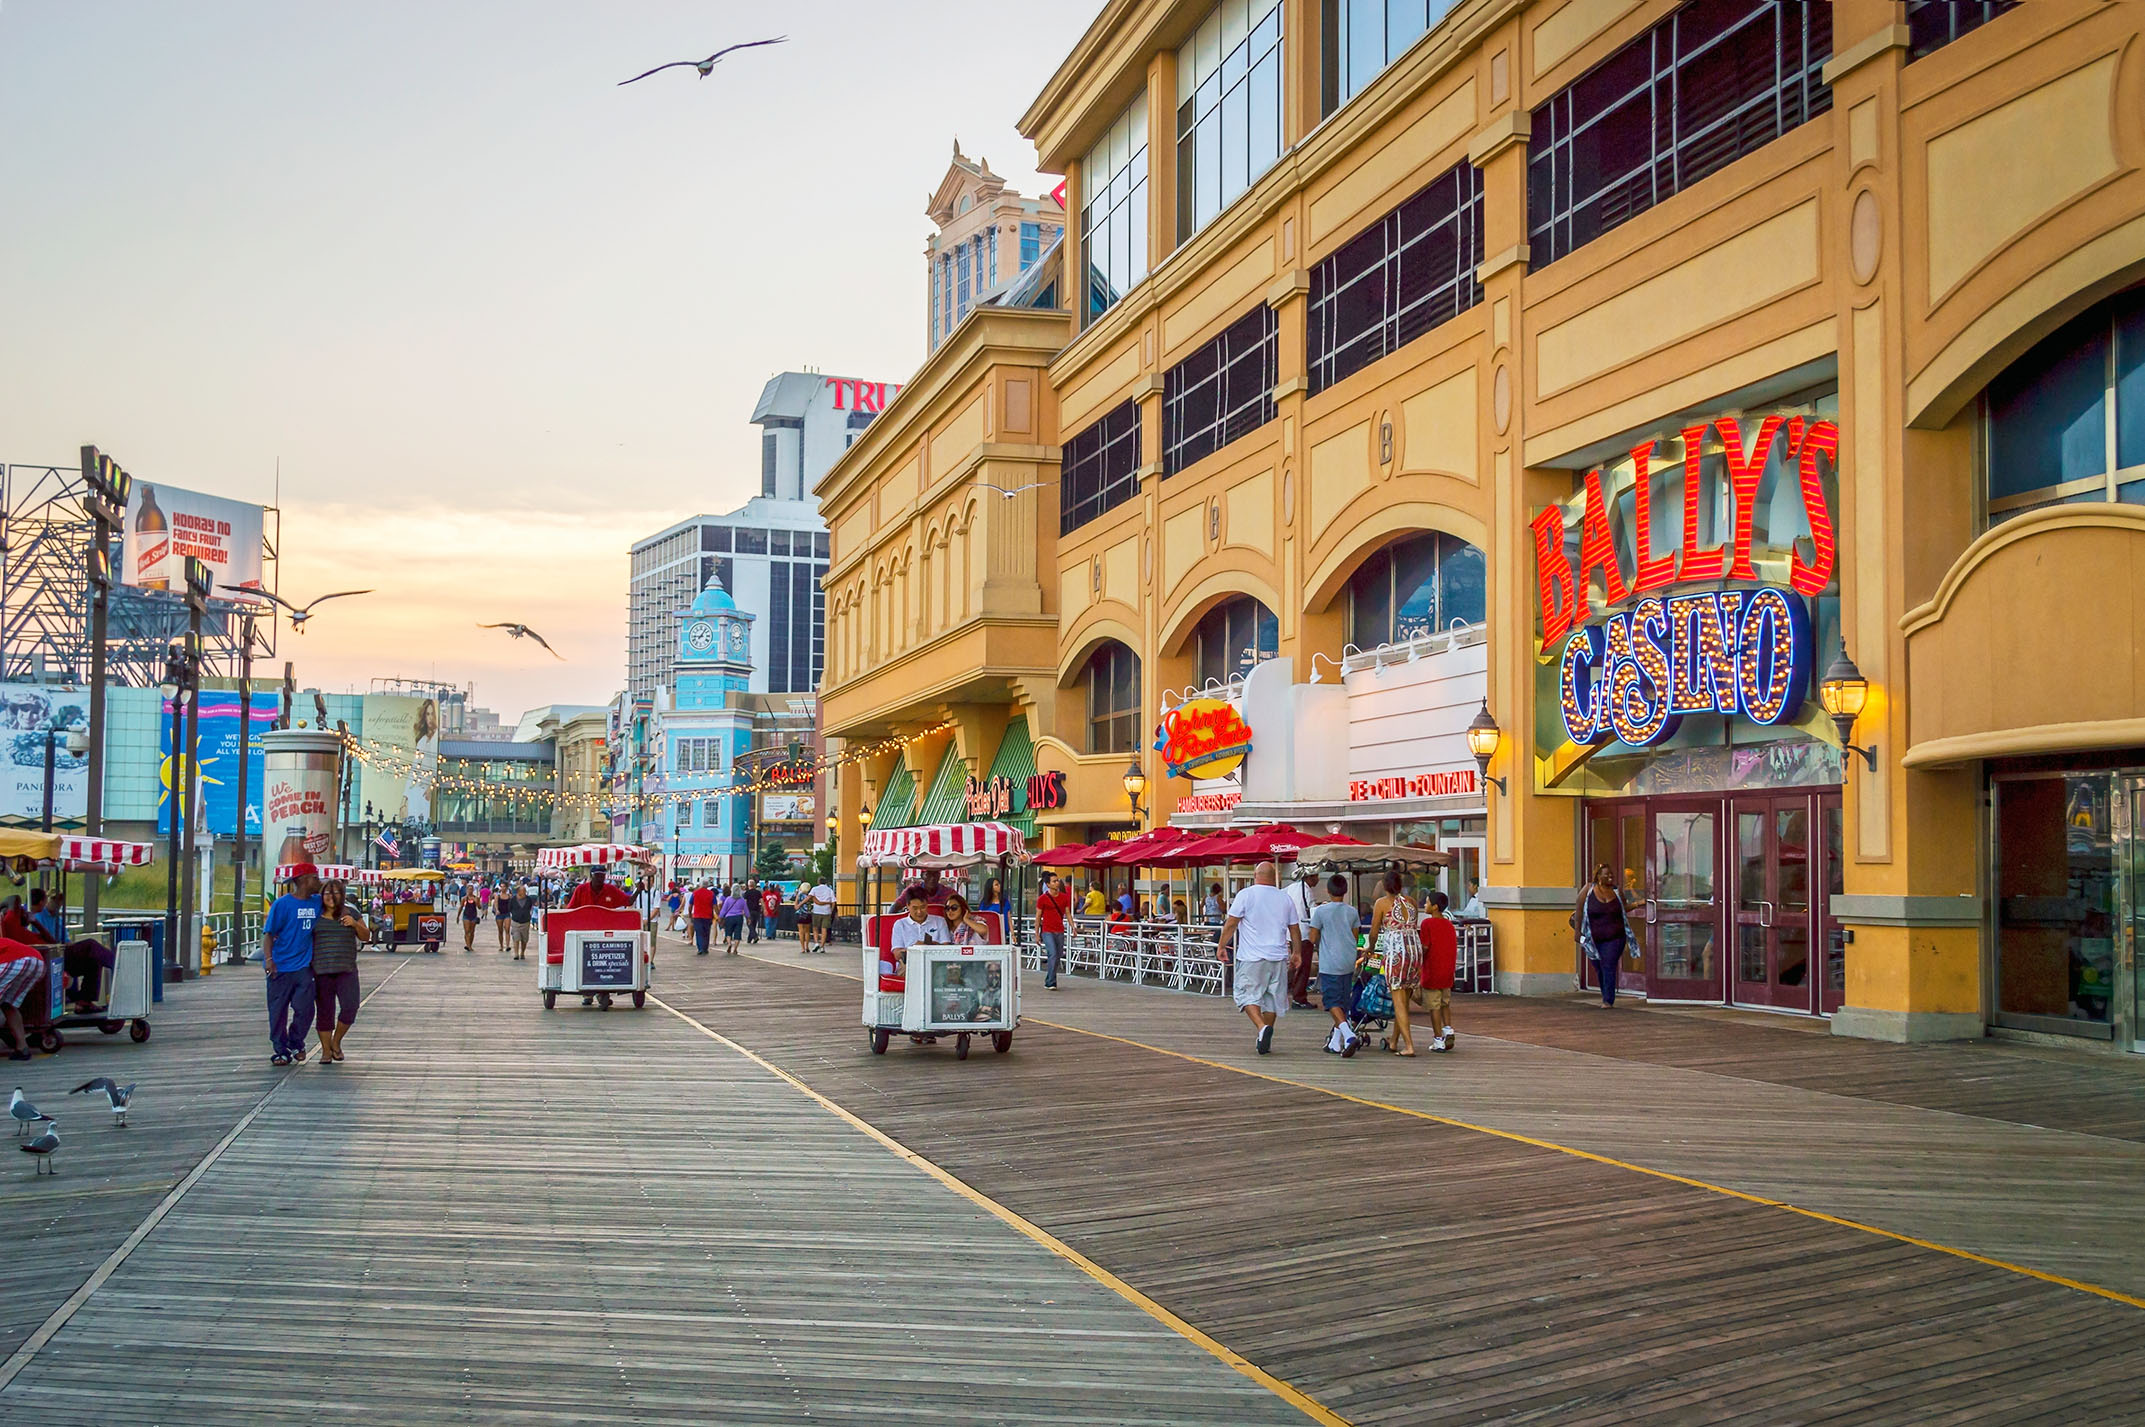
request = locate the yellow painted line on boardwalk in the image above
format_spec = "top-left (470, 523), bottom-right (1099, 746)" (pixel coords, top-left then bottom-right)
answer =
top-left (734, 947), bottom-right (2145, 1317)
top-left (653, 994), bottom-right (1351, 1427)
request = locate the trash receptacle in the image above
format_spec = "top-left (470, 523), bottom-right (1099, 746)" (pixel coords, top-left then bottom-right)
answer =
top-left (105, 921), bottom-right (163, 1004)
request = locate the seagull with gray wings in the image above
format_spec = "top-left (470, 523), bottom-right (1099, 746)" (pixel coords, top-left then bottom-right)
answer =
top-left (618, 36), bottom-right (786, 85)
top-left (478, 623), bottom-right (565, 660)
top-left (10, 1087), bottom-right (50, 1137)
top-left (72, 1077), bottom-right (135, 1128)
top-left (223, 585), bottom-right (372, 634)
top-left (20, 1122), bottom-right (58, 1174)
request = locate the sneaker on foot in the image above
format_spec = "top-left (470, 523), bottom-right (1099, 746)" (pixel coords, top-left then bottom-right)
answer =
top-left (1256, 1024), bottom-right (1273, 1056)
top-left (271, 1054), bottom-right (291, 1067)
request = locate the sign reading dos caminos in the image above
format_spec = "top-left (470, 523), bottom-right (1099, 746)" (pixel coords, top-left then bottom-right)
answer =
top-left (1155, 698), bottom-right (1254, 780)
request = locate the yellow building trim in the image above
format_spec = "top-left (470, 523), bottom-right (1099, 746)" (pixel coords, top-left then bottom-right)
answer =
top-left (1902, 720), bottom-right (2145, 771)
top-left (1157, 567), bottom-right (1288, 657)
top-left (1901, 503), bottom-right (2145, 637)
top-left (1058, 616), bottom-right (1144, 685)
top-left (1302, 499), bottom-right (1491, 613)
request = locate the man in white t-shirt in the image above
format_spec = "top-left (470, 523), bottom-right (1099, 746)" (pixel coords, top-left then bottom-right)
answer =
top-left (1217, 861), bottom-right (1303, 1056)
top-left (807, 882), bottom-right (837, 953)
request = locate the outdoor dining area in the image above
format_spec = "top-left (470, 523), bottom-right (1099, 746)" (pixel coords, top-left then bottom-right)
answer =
top-left (1022, 824), bottom-right (1493, 998)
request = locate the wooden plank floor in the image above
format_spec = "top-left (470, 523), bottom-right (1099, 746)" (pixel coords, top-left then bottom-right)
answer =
top-left (644, 945), bottom-right (2145, 1426)
top-left (0, 957), bottom-right (305, 1360)
top-left (0, 949), bottom-right (1311, 1427)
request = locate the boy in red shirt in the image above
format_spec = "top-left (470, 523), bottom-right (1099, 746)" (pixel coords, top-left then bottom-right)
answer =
top-left (1418, 890), bottom-right (1460, 1053)
top-left (0, 935), bottom-right (46, 1061)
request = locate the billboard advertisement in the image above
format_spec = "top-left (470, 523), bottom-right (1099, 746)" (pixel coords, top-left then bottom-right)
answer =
top-left (761, 794), bottom-right (816, 823)
top-left (122, 481), bottom-right (265, 596)
top-left (358, 694), bottom-right (438, 824)
top-left (0, 687), bottom-right (89, 824)
top-left (261, 728), bottom-right (341, 869)
top-left (158, 692), bottom-right (280, 837)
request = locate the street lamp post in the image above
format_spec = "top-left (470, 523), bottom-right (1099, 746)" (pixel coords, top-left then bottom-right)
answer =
top-left (159, 643), bottom-right (191, 981)
top-left (78, 446), bottom-right (131, 938)
top-left (177, 558), bottom-right (210, 978)
top-left (230, 611), bottom-right (257, 962)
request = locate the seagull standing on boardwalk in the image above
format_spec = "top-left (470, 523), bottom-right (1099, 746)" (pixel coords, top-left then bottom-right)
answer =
top-left (617, 36), bottom-right (786, 85)
top-left (20, 1122), bottom-right (58, 1174)
top-left (10, 1087), bottom-right (50, 1138)
top-left (478, 623), bottom-right (565, 660)
top-left (71, 1077), bottom-right (135, 1128)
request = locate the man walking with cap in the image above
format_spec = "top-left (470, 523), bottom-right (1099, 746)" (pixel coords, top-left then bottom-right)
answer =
top-left (1217, 860), bottom-right (1303, 1055)
top-left (262, 864), bottom-right (323, 1066)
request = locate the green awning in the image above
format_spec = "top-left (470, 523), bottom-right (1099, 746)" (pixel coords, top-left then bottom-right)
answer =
top-left (872, 762), bottom-right (917, 830)
top-left (915, 744), bottom-right (972, 826)
top-left (983, 716), bottom-right (1037, 839)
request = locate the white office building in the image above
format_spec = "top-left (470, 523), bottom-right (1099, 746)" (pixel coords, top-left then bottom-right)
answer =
top-left (626, 370), bottom-right (900, 705)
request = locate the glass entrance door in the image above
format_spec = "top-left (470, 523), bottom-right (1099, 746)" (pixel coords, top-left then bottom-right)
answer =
top-left (1732, 794), bottom-right (1817, 1011)
top-left (2122, 777), bottom-right (2145, 1054)
top-left (1647, 801), bottom-right (1721, 1001)
top-left (1584, 805), bottom-right (1648, 997)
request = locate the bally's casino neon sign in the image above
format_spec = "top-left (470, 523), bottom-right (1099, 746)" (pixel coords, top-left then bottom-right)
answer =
top-left (1533, 413), bottom-right (1837, 751)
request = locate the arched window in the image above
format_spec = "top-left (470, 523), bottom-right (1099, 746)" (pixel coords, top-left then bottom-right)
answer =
top-left (1193, 597), bottom-right (1278, 686)
top-left (1985, 286), bottom-right (2145, 524)
top-left (1348, 531), bottom-right (1485, 648)
top-left (1083, 642), bottom-right (1142, 754)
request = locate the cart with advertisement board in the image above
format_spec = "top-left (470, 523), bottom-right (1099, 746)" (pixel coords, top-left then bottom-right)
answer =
top-left (534, 845), bottom-right (653, 1010)
top-left (373, 868), bottom-right (448, 951)
top-left (857, 822), bottom-right (1025, 1059)
top-left (24, 834), bottom-right (159, 1050)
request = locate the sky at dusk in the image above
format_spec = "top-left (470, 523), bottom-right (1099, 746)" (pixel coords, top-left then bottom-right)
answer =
top-left (0, 1), bottom-right (1092, 717)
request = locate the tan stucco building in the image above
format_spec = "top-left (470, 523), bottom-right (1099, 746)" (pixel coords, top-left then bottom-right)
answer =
top-left (822, 0), bottom-right (2145, 1048)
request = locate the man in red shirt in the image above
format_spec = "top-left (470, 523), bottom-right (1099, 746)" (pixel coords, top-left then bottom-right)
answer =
top-left (688, 881), bottom-right (716, 956)
top-left (761, 884), bottom-right (783, 944)
top-left (0, 935), bottom-right (47, 1060)
top-left (1035, 872), bottom-right (1072, 990)
top-left (565, 868), bottom-right (632, 911)
top-left (1418, 890), bottom-right (1460, 1053)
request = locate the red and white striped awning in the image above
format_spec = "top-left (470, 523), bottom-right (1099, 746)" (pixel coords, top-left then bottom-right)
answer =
top-left (316, 864), bottom-right (386, 884)
top-left (536, 844), bottom-right (651, 871)
top-left (860, 822), bottom-right (1028, 867)
top-left (58, 836), bottom-right (154, 869)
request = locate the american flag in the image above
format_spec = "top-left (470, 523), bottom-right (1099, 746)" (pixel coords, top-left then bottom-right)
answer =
top-left (375, 829), bottom-right (400, 858)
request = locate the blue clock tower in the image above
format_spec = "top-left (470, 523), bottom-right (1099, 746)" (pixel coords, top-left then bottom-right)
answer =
top-left (659, 574), bottom-right (756, 880)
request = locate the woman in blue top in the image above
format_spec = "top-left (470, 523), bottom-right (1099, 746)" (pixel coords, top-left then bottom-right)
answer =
top-left (977, 878), bottom-right (1008, 939)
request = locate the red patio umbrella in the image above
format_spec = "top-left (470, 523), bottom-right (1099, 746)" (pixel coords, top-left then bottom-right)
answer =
top-left (1030, 843), bottom-right (1098, 867)
top-left (1198, 823), bottom-right (1366, 862)
top-left (1087, 825), bottom-right (1197, 868)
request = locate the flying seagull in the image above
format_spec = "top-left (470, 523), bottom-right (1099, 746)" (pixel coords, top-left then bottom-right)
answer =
top-left (618, 36), bottom-right (787, 86)
top-left (479, 623), bottom-right (565, 660)
top-left (223, 585), bottom-right (373, 633)
top-left (20, 1122), bottom-right (58, 1174)
top-left (71, 1077), bottom-right (135, 1128)
top-left (10, 1087), bottom-right (50, 1138)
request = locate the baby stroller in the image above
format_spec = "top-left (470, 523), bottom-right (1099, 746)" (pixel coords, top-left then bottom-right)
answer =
top-left (1346, 951), bottom-right (1394, 1042)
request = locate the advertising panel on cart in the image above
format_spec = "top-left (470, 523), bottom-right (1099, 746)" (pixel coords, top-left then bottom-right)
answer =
top-left (535, 845), bottom-right (654, 1011)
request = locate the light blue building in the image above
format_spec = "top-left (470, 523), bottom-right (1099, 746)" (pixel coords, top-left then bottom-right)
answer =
top-left (656, 575), bottom-right (755, 880)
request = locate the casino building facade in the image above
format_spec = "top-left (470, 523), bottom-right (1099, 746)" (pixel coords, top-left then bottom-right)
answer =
top-left (820, 0), bottom-right (2145, 1045)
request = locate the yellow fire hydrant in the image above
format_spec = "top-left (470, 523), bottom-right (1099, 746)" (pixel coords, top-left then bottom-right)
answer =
top-left (199, 922), bottom-right (217, 977)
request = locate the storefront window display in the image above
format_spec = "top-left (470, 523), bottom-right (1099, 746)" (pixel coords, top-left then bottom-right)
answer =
top-left (1991, 762), bottom-right (2145, 1044)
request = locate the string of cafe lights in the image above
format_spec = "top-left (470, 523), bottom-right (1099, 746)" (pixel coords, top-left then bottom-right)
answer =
top-left (336, 720), bottom-right (957, 814)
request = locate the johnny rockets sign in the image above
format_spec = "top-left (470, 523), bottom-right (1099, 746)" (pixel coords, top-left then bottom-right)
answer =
top-left (1533, 412), bottom-right (1838, 752)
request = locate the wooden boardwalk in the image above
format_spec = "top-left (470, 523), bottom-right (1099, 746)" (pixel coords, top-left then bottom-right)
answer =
top-left (10, 941), bottom-right (2145, 1423)
top-left (0, 950), bottom-right (1310, 1426)
top-left (661, 945), bottom-right (2145, 1426)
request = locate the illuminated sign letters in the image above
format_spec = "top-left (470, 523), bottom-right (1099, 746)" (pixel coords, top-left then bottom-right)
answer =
top-left (1155, 699), bottom-right (1254, 780)
top-left (1558, 587), bottom-right (1812, 747)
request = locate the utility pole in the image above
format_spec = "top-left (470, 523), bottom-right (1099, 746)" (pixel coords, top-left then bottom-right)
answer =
top-left (231, 611), bottom-right (256, 960)
top-left (78, 447), bottom-right (130, 937)
top-left (177, 557), bottom-right (210, 978)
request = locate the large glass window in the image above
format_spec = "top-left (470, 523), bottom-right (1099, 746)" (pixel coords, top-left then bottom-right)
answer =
top-left (1985, 288), bottom-right (2145, 523)
top-left (1084, 642), bottom-right (1143, 754)
top-left (1194, 596), bottom-right (1278, 686)
top-left (1177, 0), bottom-right (1286, 241)
top-left (1164, 304), bottom-right (1277, 476)
top-left (1021, 221), bottom-right (1042, 268)
top-left (1347, 531), bottom-right (1486, 647)
top-left (1995, 773), bottom-right (2117, 1029)
top-left (957, 243), bottom-right (973, 320)
top-left (1060, 400), bottom-right (1145, 535)
top-left (1320, 0), bottom-right (1460, 116)
top-left (1527, 0), bottom-right (1832, 269)
top-left (1906, 0), bottom-right (2017, 60)
top-left (1308, 160), bottom-right (1482, 395)
top-left (1082, 94), bottom-right (1150, 324)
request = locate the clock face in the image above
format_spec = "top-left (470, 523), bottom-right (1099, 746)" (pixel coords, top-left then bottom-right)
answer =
top-left (685, 621), bottom-right (716, 652)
